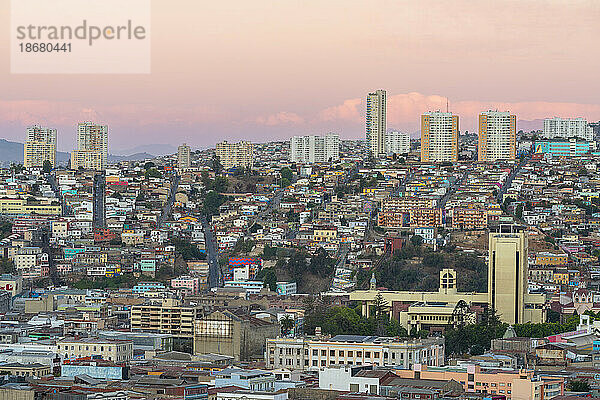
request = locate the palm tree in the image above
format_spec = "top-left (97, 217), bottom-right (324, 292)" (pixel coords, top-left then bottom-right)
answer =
top-left (280, 315), bottom-right (295, 336)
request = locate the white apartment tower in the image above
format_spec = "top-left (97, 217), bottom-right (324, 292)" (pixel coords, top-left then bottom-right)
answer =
top-left (384, 131), bottom-right (410, 155)
top-left (23, 125), bottom-right (57, 169)
top-left (290, 133), bottom-right (340, 163)
top-left (543, 117), bottom-right (594, 141)
top-left (366, 89), bottom-right (386, 158)
top-left (177, 143), bottom-right (191, 169)
top-left (71, 122), bottom-right (108, 171)
top-left (478, 110), bottom-right (517, 162)
top-left (421, 111), bottom-right (459, 162)
top-left (215, 141), bottom-right (254, 169)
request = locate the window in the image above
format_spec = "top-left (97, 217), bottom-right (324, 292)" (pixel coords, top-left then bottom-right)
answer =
top-left (348, 351), bottom-right (353, 357)
top-left (365, 352), bottom-right (371, 358)
top-left (350, 384), bottom-right (359, 392)
top-left (330, 350), bottom-right (335, 357)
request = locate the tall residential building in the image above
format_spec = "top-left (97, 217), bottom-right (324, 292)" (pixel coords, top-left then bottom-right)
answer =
top-left (215, 141), bottom-right (254, 169)
top-left (71, 122), bottom-right (108, 171)
top-left (478, 110), bottom-right (517, 162)
top-left (366, 89), bottom-right (386, 158)
top-left (488, 225), bottom-right (545, 325)
top-left (177, 143), bottom-right (191, 169)
top-left (290, 133), bottom-right (339, 163)
top-left (543, 117), bottom-right (594, 141)
top-left (23, 125), bottom-right (57, 169)
top-left (421, 111), bottom-right (459, 162)
top-left (384, 131), bottom-right (410, 155)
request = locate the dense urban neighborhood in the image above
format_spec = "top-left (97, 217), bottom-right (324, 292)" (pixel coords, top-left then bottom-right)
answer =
top-left (1, 103), bottom-right (600, 399)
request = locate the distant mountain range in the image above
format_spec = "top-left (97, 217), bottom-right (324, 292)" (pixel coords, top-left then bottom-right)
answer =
top-left (517, 119), bottom-right (543, 132)
top-left (0, 139), bottom-right (156, 166)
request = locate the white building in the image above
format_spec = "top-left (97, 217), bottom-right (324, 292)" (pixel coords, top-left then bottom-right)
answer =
top-left (24, 125), bottom-right (57, 169)
top-left (366, 89), bottom-right (386, 158)
top-left (289, 133), bottom-right (339, 163)
top-left (319, 366), bottom-right (381, 395)
top-left (266, 335), bottom-right (444, 371)
top-left (478, 110), bottom-right (516, 162)
top-left (71, 122), bottom-right (108, 170)
top-left (543, 117), bottom-right (593, 141)
top-left (177, 143), bottom-right (191, 169)
top-left (384, 131), bottom-right (410, 155)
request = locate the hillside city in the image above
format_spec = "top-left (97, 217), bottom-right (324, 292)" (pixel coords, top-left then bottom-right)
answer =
top-left (2, 89), bottom-right (600, 399)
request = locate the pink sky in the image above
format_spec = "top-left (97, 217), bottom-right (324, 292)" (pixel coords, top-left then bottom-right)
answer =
top-left (1, 0), bottom-right (599, 152)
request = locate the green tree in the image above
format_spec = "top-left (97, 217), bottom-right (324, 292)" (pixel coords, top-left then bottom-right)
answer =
top-left (145, 168), bottom-right (162, 179)
top-left (203, 191), bottom-right (227, 216)
top-left (280, 315), bottom-right (295, 336)
top-left (0, 258), bottom-right (16, 274)
top-left (257, 267), bottom-right (277, 291)
top-left (280, 167), bottom-right (293, 182)
top-left (42, 160), bottom-right (53, 173)
top-left (567, 380), bottom-right (590, 392)
top-left (171, 238), bottom-right (206, 260)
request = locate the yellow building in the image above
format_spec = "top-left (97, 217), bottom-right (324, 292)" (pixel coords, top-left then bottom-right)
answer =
top-left (23, 125), bottom-right (56, 169)
top-left (0, 363), bottom-right (51, 378)
top-left (535, 252), bottom-right (568, 266)
top-left (0, 198), bottom-right (61, 216)
top-left (130, 298), bottom-right (197, 338)
top-left (553, 270), bottom-right (569, 285)
top-left (421, 111), bottom-right (459, 163)
top-left (313, 227), bottom-right (338, 243)
top-left (350, 226), bottom-right (545, 327)
top-left (215, 141), bottom-right (254, 169)
top-left (488, 225), bottom-right (544, 325)
top-left (478, 111), bottom-right (516, 162)
top-left (57, 337), bottom-right (133, 362)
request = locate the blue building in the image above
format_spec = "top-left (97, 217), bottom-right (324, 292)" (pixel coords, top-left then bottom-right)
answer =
top-left (132, 281), bottom-right (166, 294)
top-left (534, 139), bottom-right (595, 157)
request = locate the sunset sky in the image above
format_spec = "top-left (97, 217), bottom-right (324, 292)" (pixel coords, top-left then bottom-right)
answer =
top-left (1, 0), bottom-right (599, 153)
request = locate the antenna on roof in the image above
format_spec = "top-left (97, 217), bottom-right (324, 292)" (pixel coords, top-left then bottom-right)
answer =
top-left (446, 98), bottom-right (449, 113)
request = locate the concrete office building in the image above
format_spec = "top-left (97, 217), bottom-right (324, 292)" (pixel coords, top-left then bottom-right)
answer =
top-left (350, 227), bottom-right (545, 326)
top-left (23, 125), bottom-right (57, 169)
top-left (290, 133), bottom-right (339, 163)
top-left (478, 111), bottom-right (516, 162)
top-left (193, 310), bottom-right (279, 361)
top-left (366, 89), bottom-right (386, 158)
top-left (266, 336), bottom-right (444, 371)
top-left (130, 299), bottom-right (197, 338)
top-left (543, 117), bottom-right (594, 141)
top-left (216, 141), bottom-right (254, 169)
top-left (57, 337), bottom-right (133, 363)
top-left (71, 122), bottom-right (108, 171)
top-left (177, 143), bottom-right (191, 169)
top-left (488, 225), bottom-right (544, 325)
top-left (384, 131), bottom-right (410, 155)
top-left (421, 111), bottom-right (459, 162)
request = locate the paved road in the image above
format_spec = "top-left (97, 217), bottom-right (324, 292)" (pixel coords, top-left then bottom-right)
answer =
top-left (201, 216), bottom-right (221, 289)
top-left (158, 174), bottom-right (180, 226)
top-left (438, 169), bottom-right (468, 208)
top-left (497, 155), bottom-right (531, 203)
top-left (93, 173), bottom-right (106, 228)
top-left (46, 174), bottom-right (67, 216)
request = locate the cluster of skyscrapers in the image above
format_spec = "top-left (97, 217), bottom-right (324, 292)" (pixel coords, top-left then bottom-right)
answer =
top-left (365, 89), bottom-right (597, 162)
